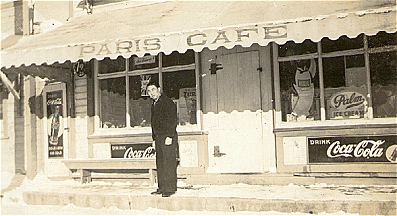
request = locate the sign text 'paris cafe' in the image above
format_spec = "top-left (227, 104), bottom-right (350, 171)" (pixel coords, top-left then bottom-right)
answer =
top-left (78, 25), bottom-right (287, 58)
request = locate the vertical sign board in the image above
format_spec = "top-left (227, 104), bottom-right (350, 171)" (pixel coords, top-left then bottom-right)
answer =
top-left (46, 91), bottom-right (64, 158)
top-left (111, 143), bottom-right (155, 159)
top-left (308, 135), bottom-right (397, 163)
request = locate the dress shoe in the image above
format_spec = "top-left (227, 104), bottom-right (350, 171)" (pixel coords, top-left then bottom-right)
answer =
top-left (162, 192), bottom-right (175, 197)
top-left (151, 190), bottom-right (162, 195)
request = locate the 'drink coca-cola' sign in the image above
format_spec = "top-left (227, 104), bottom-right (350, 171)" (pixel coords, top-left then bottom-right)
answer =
top-left (111, 143), bottom-right (155, 159)
top-left (308, 135), bottom-right (397, 163)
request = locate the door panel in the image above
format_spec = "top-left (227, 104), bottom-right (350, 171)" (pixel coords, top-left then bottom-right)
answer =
top-left (211, 51), bottom-right (264, 173)
top-left (217, 51), bottom-right (261, 112)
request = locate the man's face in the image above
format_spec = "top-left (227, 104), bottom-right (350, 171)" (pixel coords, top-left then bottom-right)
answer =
top-left (147, 85), bottom-right (161, 101)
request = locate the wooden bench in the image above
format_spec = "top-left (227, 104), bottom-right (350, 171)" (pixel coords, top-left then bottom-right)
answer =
top-left (62, 158), bottom-right (157, 185)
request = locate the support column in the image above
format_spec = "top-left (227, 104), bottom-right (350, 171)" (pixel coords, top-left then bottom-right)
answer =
top-left (25, 76), bottom-right (37, 180)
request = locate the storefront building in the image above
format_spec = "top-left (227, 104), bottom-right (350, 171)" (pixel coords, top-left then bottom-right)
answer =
top-left (1, 1), bottom-right (396, 179)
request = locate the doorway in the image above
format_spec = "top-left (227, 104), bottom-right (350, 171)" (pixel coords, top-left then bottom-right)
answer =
top-left (213, 51), bottom-right (264, 173)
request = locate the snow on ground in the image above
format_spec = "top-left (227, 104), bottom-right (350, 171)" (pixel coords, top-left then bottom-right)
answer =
top-left (1, 171), bottom-right (14, 190)
top-left (1, 173), bottom-right (361, 215)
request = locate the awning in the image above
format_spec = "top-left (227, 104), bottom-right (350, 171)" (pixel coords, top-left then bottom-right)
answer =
top-left (1, 0), bottom-right (396, 69)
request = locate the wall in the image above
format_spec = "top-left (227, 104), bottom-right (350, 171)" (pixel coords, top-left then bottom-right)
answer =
top-left (1, 92), bottom-right (16, 175)
top-left (275, 126), bottom-right (397, 174)
top-left (73, 75), bottom-right (89, 159)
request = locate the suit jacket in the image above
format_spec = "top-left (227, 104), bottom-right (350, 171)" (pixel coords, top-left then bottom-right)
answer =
top-left (151, 94), bottom-right (177, 140)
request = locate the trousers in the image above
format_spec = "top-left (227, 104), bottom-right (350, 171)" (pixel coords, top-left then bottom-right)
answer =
top-left (154, 134), bottom-right (178, 193)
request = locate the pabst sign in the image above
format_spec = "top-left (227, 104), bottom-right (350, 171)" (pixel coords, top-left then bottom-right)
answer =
top-left (329, 91), bottom-right (367, 119)
top-left (308, 136), bottom-right (397, 163)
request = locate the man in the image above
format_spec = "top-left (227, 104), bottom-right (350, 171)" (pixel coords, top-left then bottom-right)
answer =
top-left (147, 82), bottom-right (179, 197)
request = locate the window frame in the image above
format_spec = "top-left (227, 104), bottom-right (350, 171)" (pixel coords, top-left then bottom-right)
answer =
top-left (273, 33), bottom-right (397, 128)
top-left (93, 51), bottom-right (200, 134)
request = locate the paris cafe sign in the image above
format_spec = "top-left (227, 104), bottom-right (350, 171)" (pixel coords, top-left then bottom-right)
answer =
top-left (77, 25), bottom-right (287, 58)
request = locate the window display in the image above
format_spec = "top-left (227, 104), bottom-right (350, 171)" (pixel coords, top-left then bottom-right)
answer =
top-left (97, 50), bottom-right (197, 129)
top-left (277, 32), bottom-right (396, 122)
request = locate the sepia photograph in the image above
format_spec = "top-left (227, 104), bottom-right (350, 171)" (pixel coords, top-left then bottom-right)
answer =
top-left (1, 0), bottom-right (396, 215)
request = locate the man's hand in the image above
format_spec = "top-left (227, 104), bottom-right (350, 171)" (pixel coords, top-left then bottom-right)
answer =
top-left (165, 137), bottom-right (172, 145)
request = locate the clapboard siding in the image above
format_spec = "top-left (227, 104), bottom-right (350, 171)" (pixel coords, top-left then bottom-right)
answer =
top-left (75, 77), bottom-right (88, 117)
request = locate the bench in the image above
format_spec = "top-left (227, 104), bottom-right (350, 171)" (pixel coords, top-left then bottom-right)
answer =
top-left (62, 158), bottom-right (157, 185)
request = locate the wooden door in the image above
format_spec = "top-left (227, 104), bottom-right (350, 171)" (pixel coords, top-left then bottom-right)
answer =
top-left (214, 51), bottom-right (264, 173)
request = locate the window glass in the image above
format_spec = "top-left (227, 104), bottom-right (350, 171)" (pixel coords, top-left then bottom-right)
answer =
top-left (368, 31), bottom-right (397, 48)
top-left (277, 32), bottom-right (396, 123)
top-left (129, 74), bottom-right (159, 127)
top-left (162, 50), bottom-right (195, 67)
top-left (323, 54), bottom-right (367, 120)
top-left (278, 39), bottom-right (317, 57)
top-left (163, 70), bottom-right (197, 125)
top-left (321, 34), bottom-right (364, 53)
top-left (98, 56), bottom-right (126, 74)
top-left (371, 51), bottom-right (397, 118)
top-left (97, 50), bottom-right (197, 129)
top-left (99, 77), bottom-right (126, 128)
top-left (279, 59), bottom-right (320, 122)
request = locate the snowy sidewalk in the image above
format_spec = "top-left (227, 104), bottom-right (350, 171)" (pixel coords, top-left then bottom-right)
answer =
top-left (1, 173), bottom-right (396, 215)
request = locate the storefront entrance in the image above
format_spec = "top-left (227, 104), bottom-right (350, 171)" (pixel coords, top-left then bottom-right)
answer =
top-left (209, 50), bottom-right (265, 173)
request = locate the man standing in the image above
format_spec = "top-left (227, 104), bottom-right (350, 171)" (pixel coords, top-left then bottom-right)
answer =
top-left (147, 82), bottom-right (179, 197)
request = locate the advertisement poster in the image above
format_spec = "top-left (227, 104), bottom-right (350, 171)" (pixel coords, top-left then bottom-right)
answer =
top-left (308, 135), bottom-right (397, 163)
top-left (47, 91), bottom-right (64, 158)
top-left (179, 88), bottom-right (197, 124)
top-left (111, 143), bottom-right (155, 159)
top-left (328, 87), bottom-right (367, 119)
top-left (140, 74), bottom-right (151, 96)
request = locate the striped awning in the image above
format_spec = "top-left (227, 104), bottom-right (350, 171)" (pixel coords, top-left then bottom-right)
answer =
top-left (1, 0), bottom-right (396, 69)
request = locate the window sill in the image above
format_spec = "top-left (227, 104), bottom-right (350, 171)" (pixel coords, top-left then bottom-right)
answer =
top-left (274, 117), bottom-right (397, 132)
top-left (89, 124), bottom-right (207, 139)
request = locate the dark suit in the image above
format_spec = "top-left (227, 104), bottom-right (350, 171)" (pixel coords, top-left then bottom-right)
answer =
top-left (151, 94), bottom-right (179, 193)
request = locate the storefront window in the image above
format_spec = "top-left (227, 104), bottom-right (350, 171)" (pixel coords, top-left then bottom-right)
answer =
top-left (370, 51), bottom-right (397, 118)
top-left (128, 74), bottom-right (158, 127)
top-left (99, 77), bottom-right (126, 128)
top-left (321, 35), bottom-right (363, 53)
top-left (97, 50), bottom-right (197, 129)
top-left (279, 40), bottom-right (319, 122)
top-left (99, 56), bottom-right (126, 74)
top-left (277, 32), bottom-right (396, 122)
top-left (323, 55), bottom-right (367, 120)
top-left (163, 70), bottom-right (197, 125)
top-left (279, 59), bottom-right (320, 122)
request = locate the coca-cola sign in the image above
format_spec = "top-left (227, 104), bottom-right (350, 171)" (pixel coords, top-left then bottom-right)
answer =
top-left (308, 136), bottom-right (397, 163)
top-left (111, 143), bottom-right (155, 159)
